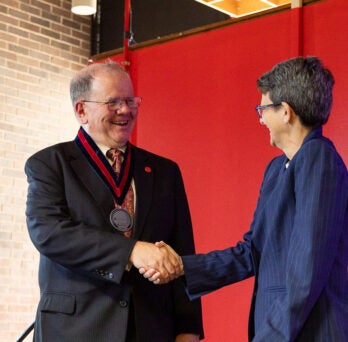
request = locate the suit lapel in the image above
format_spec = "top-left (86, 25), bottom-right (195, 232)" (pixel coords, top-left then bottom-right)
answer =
top-left (131, 146), bottom-right (154, 238)
top-left (69, 143), bottom-right (114, 220)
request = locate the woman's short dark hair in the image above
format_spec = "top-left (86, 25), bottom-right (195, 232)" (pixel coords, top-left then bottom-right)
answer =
top-left (257, 56), bottom-right (335, 127)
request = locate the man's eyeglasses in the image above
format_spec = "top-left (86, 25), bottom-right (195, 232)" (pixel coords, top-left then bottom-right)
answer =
top-left (82, 97), bottom-right (142, 110)
top-left (255, 103), bottom-right (281, 118)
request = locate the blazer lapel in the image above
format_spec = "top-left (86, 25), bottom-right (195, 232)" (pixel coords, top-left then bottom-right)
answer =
top-left (69, 143), bottom-right (114, 220)
top-left (132, 146), bottom-right (154, 238)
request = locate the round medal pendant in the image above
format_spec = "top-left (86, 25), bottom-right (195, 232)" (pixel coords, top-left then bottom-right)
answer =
top-left (109, 208), bottom-right (133, 232)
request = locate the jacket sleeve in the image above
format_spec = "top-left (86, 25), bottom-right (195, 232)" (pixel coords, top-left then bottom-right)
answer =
top-left (25, 148), bottom-right (136, 284)
top-left (182, 228), bottom-right (254, 300)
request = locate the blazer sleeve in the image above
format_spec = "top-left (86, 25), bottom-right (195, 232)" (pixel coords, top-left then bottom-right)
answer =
top-left (182, 228), bottom-right (255, 300)
top-left (25, 147), bottom-right (136, 284)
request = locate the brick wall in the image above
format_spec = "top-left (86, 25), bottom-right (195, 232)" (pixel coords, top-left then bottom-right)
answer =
top-left (0, 1), bottom-right (91, 340)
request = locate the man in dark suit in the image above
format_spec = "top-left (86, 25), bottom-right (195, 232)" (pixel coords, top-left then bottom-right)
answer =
top-left (144, 56), bottom-right (348, 341)
top-left (25, 61), bottom-right (203, 342)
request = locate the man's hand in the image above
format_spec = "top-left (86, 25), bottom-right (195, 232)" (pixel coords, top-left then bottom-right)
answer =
top-left (130, 241), bottom-right (182, 282)
top-left (175, 333), bottom-right (200, 342)
top-left (138, 241), bottom-right (185, 284)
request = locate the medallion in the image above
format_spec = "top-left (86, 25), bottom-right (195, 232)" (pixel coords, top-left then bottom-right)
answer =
top-left (109, 208), bottom-right (133, 232)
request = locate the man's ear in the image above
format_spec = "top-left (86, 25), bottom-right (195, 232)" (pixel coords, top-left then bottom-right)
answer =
top-left (75, 101), bottom-right (88, 124)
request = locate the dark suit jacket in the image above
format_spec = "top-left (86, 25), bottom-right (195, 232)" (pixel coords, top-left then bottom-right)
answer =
top-left (183, 127), bottom-right (348, 341)
top-left (25, 141), bottom-right (203, 342)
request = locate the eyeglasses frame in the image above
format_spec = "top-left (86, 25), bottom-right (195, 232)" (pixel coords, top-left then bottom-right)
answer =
top-left (82, 97), bottom-right (142, 110)
top-left (255, 103), bottom-right (282, 118)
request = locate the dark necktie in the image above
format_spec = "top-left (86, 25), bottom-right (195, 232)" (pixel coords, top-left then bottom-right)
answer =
top-left (106, 148), bottom-right (134, 237)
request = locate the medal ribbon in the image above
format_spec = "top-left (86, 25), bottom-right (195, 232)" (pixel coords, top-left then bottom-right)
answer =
top-left (75, 127), bottom-right (133, 206)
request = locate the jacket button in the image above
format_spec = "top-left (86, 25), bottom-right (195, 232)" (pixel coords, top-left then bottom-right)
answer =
top-left (107, 272), bottom-right (114, 279)
top-left (119, 300), bottom-right (128, 308)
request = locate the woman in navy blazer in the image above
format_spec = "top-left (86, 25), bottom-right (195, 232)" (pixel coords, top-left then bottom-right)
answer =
top-left (146, 57), bottom-right (348, 341)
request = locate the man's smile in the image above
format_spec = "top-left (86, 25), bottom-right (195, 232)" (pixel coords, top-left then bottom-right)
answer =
top-left (111, 120), bottom-right (129, 126)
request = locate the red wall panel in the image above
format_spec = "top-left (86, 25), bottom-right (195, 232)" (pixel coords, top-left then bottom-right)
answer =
top-left (107, 0), bottom-right (347, 340)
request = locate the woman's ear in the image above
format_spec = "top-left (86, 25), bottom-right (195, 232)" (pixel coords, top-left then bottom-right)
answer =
top-left (281, 102), bottom-right (294, 124)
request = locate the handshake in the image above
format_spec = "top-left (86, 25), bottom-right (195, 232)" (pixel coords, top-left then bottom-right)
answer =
top-left (129, 241), bottom-right (184, 284)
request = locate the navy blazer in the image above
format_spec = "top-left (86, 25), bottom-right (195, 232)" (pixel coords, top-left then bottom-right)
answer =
top-left (25, 141), bottom-right (203, 342)
top-left (183, 127), bottom-right (348, 341)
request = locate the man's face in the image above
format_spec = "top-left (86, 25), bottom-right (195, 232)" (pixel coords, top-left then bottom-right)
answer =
top-left (76, 70), bottom-right (138, 148)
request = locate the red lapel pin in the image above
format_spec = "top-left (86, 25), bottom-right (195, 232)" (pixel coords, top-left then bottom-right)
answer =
top-left (144, 166), bottom-right (152, 173)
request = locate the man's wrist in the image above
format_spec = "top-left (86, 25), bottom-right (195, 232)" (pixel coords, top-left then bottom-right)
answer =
top-left (128, 241), bottom-right (141, 270)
